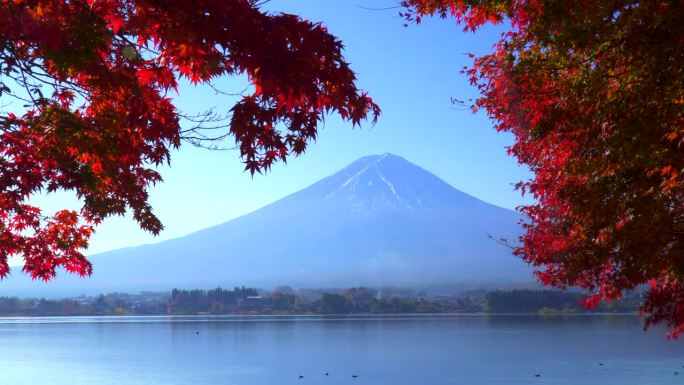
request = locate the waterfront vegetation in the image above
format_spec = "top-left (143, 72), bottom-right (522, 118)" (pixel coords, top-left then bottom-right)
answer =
top-left (0, 288), bottom-right (643, 317)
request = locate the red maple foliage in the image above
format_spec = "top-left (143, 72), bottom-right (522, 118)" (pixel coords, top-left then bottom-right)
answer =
top-left (0, 0), bottom-right (379, 281)
top-left (403, 0), bottom-right (684, 336)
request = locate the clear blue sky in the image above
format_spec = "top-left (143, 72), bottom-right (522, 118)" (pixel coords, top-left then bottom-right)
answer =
top-left (31, 1), bottom-right (531, 257)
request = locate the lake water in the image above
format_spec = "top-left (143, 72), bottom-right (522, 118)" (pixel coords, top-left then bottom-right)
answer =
top-left (0, 314), bottom-right (682, 385)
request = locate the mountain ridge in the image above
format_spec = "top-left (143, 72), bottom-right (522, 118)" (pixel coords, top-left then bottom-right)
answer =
top-left (1, 153), bottom-right (534, 297)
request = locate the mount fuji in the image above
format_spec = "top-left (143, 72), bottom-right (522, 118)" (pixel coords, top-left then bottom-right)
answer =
top-left (1, 153), bottom-right (535, 296)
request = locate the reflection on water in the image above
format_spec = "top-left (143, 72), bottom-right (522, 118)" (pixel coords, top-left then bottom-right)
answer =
top-left (0, 315), bottom-right (681, 385)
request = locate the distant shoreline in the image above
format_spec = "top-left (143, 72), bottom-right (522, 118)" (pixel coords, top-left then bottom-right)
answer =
top-left (0, 312), bottom-right (641, 322)
top-left (0, 288), bottom-right (644, 318)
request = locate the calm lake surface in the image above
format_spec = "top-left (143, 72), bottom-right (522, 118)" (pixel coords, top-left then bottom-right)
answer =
top-left (0, 314), bottom-right (682, 385)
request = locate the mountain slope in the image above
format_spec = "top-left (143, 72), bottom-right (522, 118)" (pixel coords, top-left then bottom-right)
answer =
top-left (2, 153), bottom-right (534, 296)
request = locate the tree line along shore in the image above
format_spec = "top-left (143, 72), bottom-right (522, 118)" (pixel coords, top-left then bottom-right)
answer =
top-left (0, 287), bottom-right (644, 317)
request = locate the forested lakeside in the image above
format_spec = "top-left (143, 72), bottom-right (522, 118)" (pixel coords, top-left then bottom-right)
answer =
top-left (0, 288), bottom-right (643, 317)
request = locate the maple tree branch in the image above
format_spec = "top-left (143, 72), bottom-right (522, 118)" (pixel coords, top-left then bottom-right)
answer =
top-left (251, 0), bottom-right (272, 7)
top-left (487, 233), bottom-right (519, 255)
top-left (207, 82), bottom-right (249, 97)
top-left (357, 4), bottom-right (402, 11)
top-left (178, 107), bottom-right (236, 150)
top-left (0, 47), bottom-right (90, 108)
top-left (16, 65), bottom-right (43, 111)
top-left (116, 35), bottom-right (161, 56)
